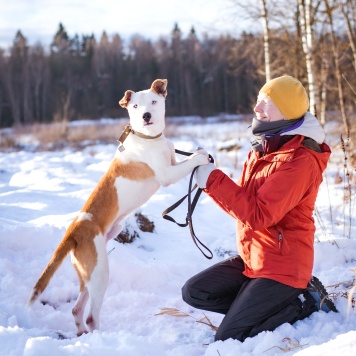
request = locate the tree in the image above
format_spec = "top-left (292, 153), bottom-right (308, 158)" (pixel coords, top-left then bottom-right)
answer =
top-left (297, 0), bottom-right (318, 116)
top-left (0, 12), bottom-right (355, 128)
top-left (324, 0), bottom-right (350, 133)
top-left (28, 44), bottom-right (50, 123)
top-left (170, 23), bottom-right (184, 115)
top-left (5, 30), bottom-right (29, 125)
top-left (338, 0), bottom-right (356, 73)
top-left (260, 0), bottom-right (271, 81)
top-left (51, 23), bottom-right (72, 54)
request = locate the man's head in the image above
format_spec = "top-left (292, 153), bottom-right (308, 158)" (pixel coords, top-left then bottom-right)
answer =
top-left (254, 75), bottom-right (309, 122)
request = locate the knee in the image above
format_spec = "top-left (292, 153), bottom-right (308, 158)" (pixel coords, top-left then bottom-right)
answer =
top-left (181, 276), bottom-right (207, 308)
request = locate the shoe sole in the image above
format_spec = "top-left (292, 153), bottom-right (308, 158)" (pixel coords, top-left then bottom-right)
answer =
top-left (308, 276), bottom-right (338, 313)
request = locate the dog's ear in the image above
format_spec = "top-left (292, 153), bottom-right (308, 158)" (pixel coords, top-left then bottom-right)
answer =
top-left (151, 79), bottom-right (168, 98)
top-left (119, 90), bottom-right (135, 108)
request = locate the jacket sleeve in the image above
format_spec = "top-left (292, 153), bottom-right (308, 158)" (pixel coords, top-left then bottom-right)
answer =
top-left (204, 151), bottom-right (321, 230)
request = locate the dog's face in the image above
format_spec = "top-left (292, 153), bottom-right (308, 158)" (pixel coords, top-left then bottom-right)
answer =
top-left (119, 79), bottom-right (168, 136)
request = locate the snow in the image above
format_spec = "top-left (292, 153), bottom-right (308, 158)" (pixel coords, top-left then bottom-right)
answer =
top-left (0, 118), bottom-right (355, 355)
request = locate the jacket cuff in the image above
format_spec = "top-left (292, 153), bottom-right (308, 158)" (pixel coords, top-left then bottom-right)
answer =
top-left (205, 169), bottom-right (221, 190)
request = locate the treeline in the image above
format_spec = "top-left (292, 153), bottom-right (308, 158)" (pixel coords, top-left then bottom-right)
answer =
top-left (0, 18), bottom-right (355, 128)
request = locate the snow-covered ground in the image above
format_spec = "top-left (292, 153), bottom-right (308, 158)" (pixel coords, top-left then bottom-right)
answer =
top-left (0, 117), bottom-right (355, 355)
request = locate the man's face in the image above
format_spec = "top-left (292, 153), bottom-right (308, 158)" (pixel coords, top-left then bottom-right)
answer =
top-left (254, 93), bottom-right (286, 122)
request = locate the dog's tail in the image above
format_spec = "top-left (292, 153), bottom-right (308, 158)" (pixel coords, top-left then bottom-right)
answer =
top-left (28, 237), bottom-right (76, 307)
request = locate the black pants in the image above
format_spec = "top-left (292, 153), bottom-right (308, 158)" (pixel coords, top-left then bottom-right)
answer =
top-left (182, 256), bottom-right (304, 342)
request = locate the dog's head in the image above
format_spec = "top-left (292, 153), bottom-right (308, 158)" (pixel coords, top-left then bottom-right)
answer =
top-left (119, 79), bottom-right (167, 136)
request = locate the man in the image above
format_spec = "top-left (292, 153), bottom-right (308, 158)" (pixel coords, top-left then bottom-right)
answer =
top-left (182, 75), bottom-right (337, 342)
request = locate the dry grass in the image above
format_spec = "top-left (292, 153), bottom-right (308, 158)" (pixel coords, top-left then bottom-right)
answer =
top-left (0, 120), bottom-right (128, 151)
top-left (264, 337), bottom-right (307, 353)
top-left (326, 276), bottom-right (356, 317)
top-left (0, 117), bottom-right (216, 152)
top-left (154, 307), bottom-right (218, 331)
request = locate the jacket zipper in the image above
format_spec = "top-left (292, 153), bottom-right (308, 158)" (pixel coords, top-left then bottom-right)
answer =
top-left (278, 233), bottom-right (283, 250)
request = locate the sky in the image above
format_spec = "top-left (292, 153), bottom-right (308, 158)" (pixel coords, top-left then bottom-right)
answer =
top-left (0, 0), bottom-right (252, 49)
top-left (0, 116), bottom-right (355, 355)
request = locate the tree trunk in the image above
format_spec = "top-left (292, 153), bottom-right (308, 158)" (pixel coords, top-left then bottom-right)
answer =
top-left (260, 0), bottom-right (271, 82)
top-left (338, 0), bottom-right (356, 73)
top-left (4, 71), bottom-right (21, 125)
top-left (298, 0), bottom-right (317, 115)
top-left (319, 56), bottom-right (329, 126)
top-left (324, 0), bottom-right (350, 133)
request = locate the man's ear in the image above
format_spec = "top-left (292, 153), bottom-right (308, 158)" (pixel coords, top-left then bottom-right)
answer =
top-left (150, 79), bottom-right (168, 98)
top-left (119, 90), bottom-right (135, 108)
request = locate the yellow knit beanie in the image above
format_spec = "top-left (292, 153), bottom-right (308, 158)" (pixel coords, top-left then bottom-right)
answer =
top-left (259, 75), bottom-right (309, 120)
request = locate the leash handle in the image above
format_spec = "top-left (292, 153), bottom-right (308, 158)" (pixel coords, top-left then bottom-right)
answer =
top-left (161, 185), bottom-right (197, 227)
top-left (162, 148), bottom-right (213, 259)
top-left (187, 166), bottom-right (213, 259)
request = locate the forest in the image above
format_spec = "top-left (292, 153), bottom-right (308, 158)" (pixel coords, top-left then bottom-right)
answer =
top-left (0, 0), bottom-right (355, 132)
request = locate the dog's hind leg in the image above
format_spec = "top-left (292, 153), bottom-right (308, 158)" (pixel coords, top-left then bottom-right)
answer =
top-left (71, 260), bottom-right (90, 335)
top-left (72, 286), bottom-right (89, 336)
top-left (106, 222), bottom-right (122, 242)
top-left (85, 234), bottom-right (109, 332)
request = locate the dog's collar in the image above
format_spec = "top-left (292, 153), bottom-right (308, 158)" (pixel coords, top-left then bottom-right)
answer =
top-left (117, 125), bottom-right (162, 152)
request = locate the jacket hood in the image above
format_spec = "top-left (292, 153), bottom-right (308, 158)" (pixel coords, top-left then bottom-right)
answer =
top-left (280, 112), bottom-right (325, 144)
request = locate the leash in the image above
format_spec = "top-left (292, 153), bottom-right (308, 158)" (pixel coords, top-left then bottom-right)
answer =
top-left (117, 123), bottom-right (213, 259)
top-left (162, 149), bottom-right (214, 259)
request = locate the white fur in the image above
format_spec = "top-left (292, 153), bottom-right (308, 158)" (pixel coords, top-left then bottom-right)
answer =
top-left (76, 212), bottom-right (93, 222)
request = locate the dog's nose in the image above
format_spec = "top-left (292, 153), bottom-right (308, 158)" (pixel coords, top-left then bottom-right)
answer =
top-left (143, 112), bottom-right (151, 123)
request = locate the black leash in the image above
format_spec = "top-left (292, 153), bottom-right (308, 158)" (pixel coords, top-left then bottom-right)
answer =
top-left (162, 149), bottom-right (214, 259)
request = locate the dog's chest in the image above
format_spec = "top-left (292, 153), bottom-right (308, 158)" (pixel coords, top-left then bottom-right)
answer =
top-left (108, 158), bottom-right (160, 215)
top-left (115, 137), bottom-right (171, 172)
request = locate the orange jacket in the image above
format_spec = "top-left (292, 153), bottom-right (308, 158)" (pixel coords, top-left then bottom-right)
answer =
top-left (205, 135), bottom-right (331, 288)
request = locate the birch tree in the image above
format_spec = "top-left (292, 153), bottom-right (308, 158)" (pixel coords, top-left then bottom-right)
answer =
top-left (228, 0), bottom-right (270, 81)
top-left (260, 0), bottom-right (271, 81)
top-left (297, 0), bottom-right (318, 116)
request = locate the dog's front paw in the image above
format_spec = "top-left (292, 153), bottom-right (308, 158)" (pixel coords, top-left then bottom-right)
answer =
top-left (191, 151), bottom-right (210, 166)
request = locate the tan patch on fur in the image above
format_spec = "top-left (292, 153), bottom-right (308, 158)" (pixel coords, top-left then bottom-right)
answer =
top-left (71, 159), bottom-right (155, 281)
top-left (118, 90), bottom-right (134, 108)
top-left (68, 220), bottom-right (100, 283)
top-left (150, 79), bottom-right (168, 98)
top-left (82, 159), bottom-right (155, 231)
top-left (30, 158), bottom-right (156, 301)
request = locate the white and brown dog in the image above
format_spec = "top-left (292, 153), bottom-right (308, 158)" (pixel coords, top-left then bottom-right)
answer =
top-left (28, 79), bottom-right (209, 335)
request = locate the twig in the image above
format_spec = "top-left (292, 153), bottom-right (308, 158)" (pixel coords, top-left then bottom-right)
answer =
top-left (154, 307), bottom-right (218, 331)
top-left (340, 133), bottom-right (352, 239)
top-left (264, 337), bottom-right (308, 353)
top-left (347, 269), bottom-right (356, 319)
top-left (323, 170), bottom-right (334, 232)
top-left (342, 73), bottom-right (356, 100)
top-left (314, 206), bottom-right (339, 248)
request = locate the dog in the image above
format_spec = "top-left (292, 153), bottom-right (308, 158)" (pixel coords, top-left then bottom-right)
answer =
top-left (28, 79), bottom-right (209, 335)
